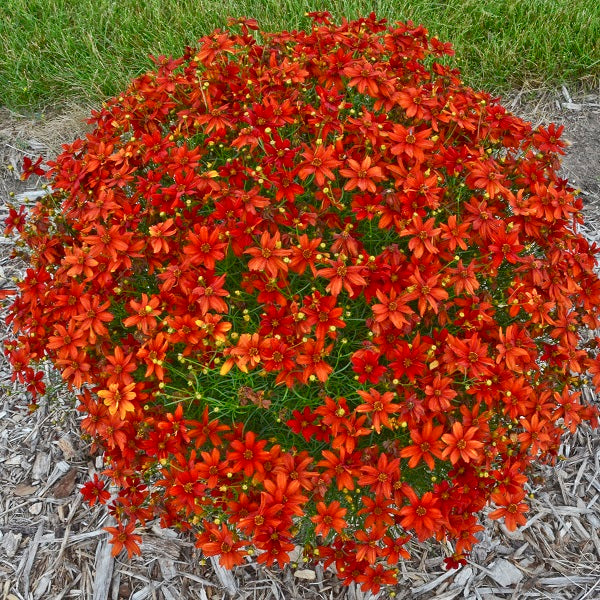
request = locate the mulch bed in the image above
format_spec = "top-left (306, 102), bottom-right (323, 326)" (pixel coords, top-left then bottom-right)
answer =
top-left (0, 87), bottom-right (599, 600)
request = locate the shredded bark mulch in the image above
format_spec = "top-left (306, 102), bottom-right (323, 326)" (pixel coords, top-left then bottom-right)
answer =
top-left (1, 87), bottom-right (599, 600)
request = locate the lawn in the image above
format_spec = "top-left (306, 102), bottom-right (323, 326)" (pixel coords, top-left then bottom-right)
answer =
top-left (1, 0), bottom-right (599, 111)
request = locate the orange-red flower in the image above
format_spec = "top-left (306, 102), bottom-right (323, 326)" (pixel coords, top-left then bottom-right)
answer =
top-left (81, 474), bottom-right (111, 506)
top-left (183, 224), bottom-right (228, 269)
top-left (73, 296), bottom-right (113, 344)
top-left (104, 522), bottom-right (142, 558)
top-left (371, 288), bottom-right (416, 329)
top-left (47, 322), bottom-right (86, 359)
top-left (488, 491), bottom-right (529, 531)
top-left (445, 333), bottom-right (494, 379)
top-left (317, 256), bottom-right (367, 297)
top-left (441, 422), bottom-right (485, 464)
top-left (289, 234), bottom-right (322, 277)
top-left (227, 431), bottom-right (271, 478)
top-left (357, 563), bottom-right (398, 595)
top-left (400, 420), bottom-right (445, 469)
top-left (220, 333), bottom-right (264, 375)
top-left (123, 293), bottom-right (161, 335)
top-left (355, 389), bottom-right (400, 433)
top-left (195, 522), bottom-right (247, 568)
top-left (296, 339), bottom-right (334, 383)
top-left (358, 452), bottom-right (401, 497)
top-left (398, 489), bottom-right (443, 542)
top-left (339, 155), bottom-right (385, 192)
top-left (387, 124), bottom-right (434, 163)
top-left (311, 500), bottom-right (348, 537)
top-left (97, 383), bottom-right (137, 419)
top-left (244, 230), bottom-right (291, 278)
top-left (297, 144), bottom-right (341, 186)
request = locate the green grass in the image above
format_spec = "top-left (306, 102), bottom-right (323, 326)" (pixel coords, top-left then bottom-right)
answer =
top-left (0, 0), bottom-right (599, 111)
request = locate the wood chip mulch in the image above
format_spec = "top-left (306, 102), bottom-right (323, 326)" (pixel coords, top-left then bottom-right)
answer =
top-left (0, 90), bottom-right (599, 600)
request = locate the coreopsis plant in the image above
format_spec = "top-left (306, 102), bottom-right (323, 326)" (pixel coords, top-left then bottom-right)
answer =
top-left (5, 11), bottom-right (600, 593)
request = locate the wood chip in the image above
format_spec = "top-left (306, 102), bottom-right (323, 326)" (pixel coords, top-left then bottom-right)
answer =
top-left (209, 555), bottom-right (238, 595)
top-left (31, 452), bottom-right (50, 481)
top-left (411, 568), bottom-right (455, 595)
top-left (13, 483), bottom-right (38, 497)
top-left (51, 467), bottom-right (78, 498)
top-left (294, 569), bottom-right (316, 580)
top-left (159, 558), bottom-right (178, 581)
top-left (18, 522), bottom-right (44, 599)
top-left (451, 565), bottom-right (473, 588)
top-left (33, 572), bottom-right (52, 599)
top-left (55, 435), bottom-right (77, 460)
top-left (1, 531), bottom-right (22, 558)
top-left (28, 502), bottom-right (43, 515)
top-left (486, 558), bottom-right (523, 587)
top-left (92, 537), bottom-right (115, 600)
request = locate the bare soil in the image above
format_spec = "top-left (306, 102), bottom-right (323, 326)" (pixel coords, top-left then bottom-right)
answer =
top-left (0, 89), bottom-right (599, 600)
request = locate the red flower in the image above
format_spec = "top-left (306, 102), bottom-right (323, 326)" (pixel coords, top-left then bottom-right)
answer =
top-left (441, 422), bottom-right (485, 465)
top-left (386, 124), bottom-right (434, 163)
top-left (81, 474), bottom-right (111, 506)
top-left (445, 333), bottom-right (494, 379)
top-left (296, 339), bottom-right (333, 383)
top-left (400, 420), bottom-right (445, 469)
top-left (401, 214), bottom-right (441, 259)
top-left (183, 225), bottom-right (228, 269)
top-left (466, 158), bottom-right (510, 198)
top-left (351, 349), bottom-right (386, 385)
top-left (380, 534), bottom-right (411, 565)
top-left (104, 522), bottom-right (142, 558)
top-left (355, 389), bottom-right (400, 433)
top-left (354, 527), bottom-right (384, 564)
top-left (297, 144), bottom-right (341, 187)
top-left (195, 448), bottom-right (229, 487)
top-left (533, 123), bottom-right (566, 154)
top-left (123, 293), bottom-right (161, 334)
top-left (317, 256), bottom-right (367, 297)
top-left (318, 448), bottom-right (358, 491)
top-left (357, 563), bottom-right (398, 595)
top-left (97, 382), bottom-right (137, 419)
top-left (195, 522), bottom-right (247, 568)
top-left (371, 288), bottom-right (416, 329)
top-left (407, 269), bottom-right (448, 316)
top-left (398, 489), bottom-right (443, 541)
top-left (302, 292), bottom-right (346, 340)
top-left (244, 230), bottom-right (291, 278)
top-left (220, 333), bottom-right (265, 375)
top-left (358, 452), bottom-right (401, 497)
top-left (47, 322), bottom-right (86, 360)
top-left (227, 431), bottom-right (271, 478)
top-left (289, 234), bottom-right (322, 277)
top-left (286, 407), bottom-right (321, 442)
top-left (104, 346), bottom-right (137, 386)
top-left (424, 373), bottom-right (457, 412)
top-left (73, 296), bottom-right (113, 344)
top-left (339, 155), bottom-right (385, 192)
top-left (343, 59), bottom-right (383, 96)
top-left (191, 273), bottom-right (229, 315)
top-left (488, 491), bottom-right (529, 531)
top-left (311, 501), bottom-right (347, 537)
top-left (21, 155), bottom-right (46, 180)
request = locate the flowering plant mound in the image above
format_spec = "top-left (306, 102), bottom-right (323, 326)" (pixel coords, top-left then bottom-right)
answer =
top-left (5, 11), bottom-right (600, 593)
